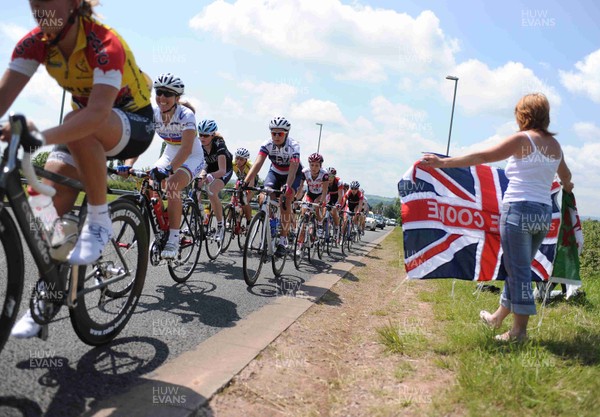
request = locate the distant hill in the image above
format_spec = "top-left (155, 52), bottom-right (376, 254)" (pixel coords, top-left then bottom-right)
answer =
top-left (365, 195), bottom-right (396, 207)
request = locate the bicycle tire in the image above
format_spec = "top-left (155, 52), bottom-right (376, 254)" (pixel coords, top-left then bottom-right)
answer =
top-left (243, 211), bottom-right (267, 286)
top-left (294, 218), bottom-right (308, 270)
top-left (237, 214), bottom-right (248, 251)
top-left (69, 199), bottom-right (148, 346)
top-left (271, 218), bottom-right (287, 277)
top-left (220, 205), bottom-right (235, 252)
top-left (324, 216), bottom-right (332, 257)
top-left (168, 202), bottom-right (202, 283)
top-left (0, 209), bottom-right (25, 356)
top-left (341, 219), bottom-right (349, 256)
top-left (205, 210), bottom-right (221, 260)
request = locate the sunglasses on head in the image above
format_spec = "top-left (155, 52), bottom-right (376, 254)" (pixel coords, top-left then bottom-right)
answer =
top-left (155, 89), bottom-right (177, 98)
top-left (271, 131), bottom-right (286, 137)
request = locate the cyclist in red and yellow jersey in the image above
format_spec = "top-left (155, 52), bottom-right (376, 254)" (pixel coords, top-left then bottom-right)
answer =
top-left (0, 0), bottom-right (154, 266)
top-left (0, 0), bottom-right (154, 339)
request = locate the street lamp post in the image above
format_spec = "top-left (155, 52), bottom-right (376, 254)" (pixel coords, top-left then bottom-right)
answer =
top-left (316, 122), bottom-right (323, 153)
top-left (445, 75), bottom-right (459, 156)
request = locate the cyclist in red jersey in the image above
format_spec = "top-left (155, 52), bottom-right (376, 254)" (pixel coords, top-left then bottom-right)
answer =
top-left (325, 167), bottom-right (344, 232)
top-left (0, 0), bottom-right (154, 338)
top-left (340, 180), bottom-right (364, 231)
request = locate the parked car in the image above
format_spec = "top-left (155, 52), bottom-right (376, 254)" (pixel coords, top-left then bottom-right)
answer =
top-left (374, 214), bottom-right (386, 229)
top-left (366, 212), bottom-right (377, 231)
top-left (386, 219), bottom-right (397, 226)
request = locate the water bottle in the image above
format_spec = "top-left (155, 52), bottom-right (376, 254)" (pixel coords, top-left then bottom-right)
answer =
top-left (50, 213), bottom-right (79, 261)
top-left (151, 194), bottom-right (169, 231)
top-left (28, 186), bottom-right (58, 235)
top-left (270, 218), bottom-right (277, 237)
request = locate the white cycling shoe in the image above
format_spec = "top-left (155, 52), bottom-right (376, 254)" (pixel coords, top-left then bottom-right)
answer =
top-left (11, 310), bottom-right (41, 339)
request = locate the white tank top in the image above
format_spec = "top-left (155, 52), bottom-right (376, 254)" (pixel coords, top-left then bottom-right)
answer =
top-left (503, 132), bottom-right (561, 204)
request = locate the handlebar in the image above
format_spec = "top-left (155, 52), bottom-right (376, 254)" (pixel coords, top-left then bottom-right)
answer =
top-left (6, 114), bottom-right (55, 197)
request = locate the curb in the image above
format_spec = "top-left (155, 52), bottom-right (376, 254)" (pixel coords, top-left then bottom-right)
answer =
top-left (86, 230), bottom-right (394, 417)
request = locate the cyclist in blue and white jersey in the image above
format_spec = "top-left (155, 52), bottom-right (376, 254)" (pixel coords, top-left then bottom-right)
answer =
top-left (297, 153), bottom-right (329, 236)
top-left (244, 116), bottom-right (301, 258)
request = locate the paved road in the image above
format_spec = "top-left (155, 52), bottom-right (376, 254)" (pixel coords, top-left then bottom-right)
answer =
top-left (0, 221), bottom-right (387, 417)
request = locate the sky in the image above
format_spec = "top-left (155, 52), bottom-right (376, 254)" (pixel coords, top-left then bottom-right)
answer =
top-left (1, 0), bottom-right (599, 215)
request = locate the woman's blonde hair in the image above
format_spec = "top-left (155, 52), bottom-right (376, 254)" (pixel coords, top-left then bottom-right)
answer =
top-left (79, 0), bottom-right (99, 18)
top-left (514, 93), bottom-right (556, 136)
top-left (179, 100), bottom-right (196, 114)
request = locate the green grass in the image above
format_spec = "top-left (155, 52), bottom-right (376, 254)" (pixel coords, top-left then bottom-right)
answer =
top-left (422, 277), bottom-right (600, 417)
top-left (74, 191), bottom-right (119, 207)
top-left (375, 221), bottom-right (600, 416)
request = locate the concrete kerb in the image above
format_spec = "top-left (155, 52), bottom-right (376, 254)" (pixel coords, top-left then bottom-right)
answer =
top-left (88, 229), bottom-right (394, 417)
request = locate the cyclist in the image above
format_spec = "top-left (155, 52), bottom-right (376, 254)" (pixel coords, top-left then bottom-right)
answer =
top-left (340, 181), bottom-right (364, 237)
top-left (243, 116), bottom-right (301, 258)
top-left (117, 73), bottom-right (204, 258)
top-left (297, 153), bottom-right (329, 237)
top-left (233, 147), bottom-right (257, 223)
top-left (325, 167), bottom-right (344, 236)
top-left (0, 0), bottom-right (154, 337)
top-left (196, 120), bottom-right (233, 242)
top-left (359, 188), bottom-right (369, 234)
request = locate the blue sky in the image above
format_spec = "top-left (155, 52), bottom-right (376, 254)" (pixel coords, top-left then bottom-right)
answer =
top-left (1, 0), bottom-right (599, 215)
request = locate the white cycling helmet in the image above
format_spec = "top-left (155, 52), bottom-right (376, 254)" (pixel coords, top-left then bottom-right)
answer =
top-left (235, 147), bottom-right (250, 159)
top-left (269, 116), bottom-right (291, 131)
top-left (153, 73), bottom-right (185, 95)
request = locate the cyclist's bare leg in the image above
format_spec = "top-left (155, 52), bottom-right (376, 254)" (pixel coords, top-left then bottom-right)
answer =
top-left (43, 159), bottom-right (80, 217)
top-left (165, 169), bottom-right (191, 230)
top-left (242, 190), bottom-right (254, 221)
top-left (207, 178), bottom-right (225, 221)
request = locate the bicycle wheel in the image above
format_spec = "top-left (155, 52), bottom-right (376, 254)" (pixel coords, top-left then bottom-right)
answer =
top-left (168, 202), bottom-right (202, 283)
top-left (271, 219), bottom-right (287, 277)
top-left (341, 219), bottom-right (349, 256)
top-left (293, 219), bottom-right (309, 270)
top-left (0, 209), bottom-right (25, 356)
top-left (237, 214), bottom-right (248, 250)
top-left (205, 211), bottom-right (221, 260)
top-left (220, 205), bottom-right (235, 252)
top-left (243, 211), bottom-right (267, 286)
top-left (324, 217), bottom-right (332, 257)
top-left (69, 199), bottom-right (148, 346)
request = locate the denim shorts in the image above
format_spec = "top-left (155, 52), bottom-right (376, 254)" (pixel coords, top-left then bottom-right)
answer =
top-left (499, 201), bottom-right (552, 315)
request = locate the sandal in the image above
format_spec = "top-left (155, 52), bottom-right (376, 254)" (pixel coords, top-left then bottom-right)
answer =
top-left (494, 331), bottom-right (528, 343)
top-left (479, 310), bottom-right (501, 329)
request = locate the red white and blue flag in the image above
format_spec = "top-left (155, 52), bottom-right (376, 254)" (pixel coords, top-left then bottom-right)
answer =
top-left (398, 161), bottom-right (560, 281)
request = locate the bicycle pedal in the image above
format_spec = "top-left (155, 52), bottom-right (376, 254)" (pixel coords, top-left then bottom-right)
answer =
top-left (38, 324), bottom-right (49, 341)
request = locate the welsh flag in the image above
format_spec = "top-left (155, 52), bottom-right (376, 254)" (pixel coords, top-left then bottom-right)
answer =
top-left (551, 191), bottom-right (583, 286)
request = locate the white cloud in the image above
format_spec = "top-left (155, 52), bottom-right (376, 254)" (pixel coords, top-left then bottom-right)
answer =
top-left (290, 99), bottom-right (346, 125)
top-left (560, 49), bottom-right (600, 103)
top-left (190, 0), bottom-right (459, 82)
top-left (573, 122), bottom-right (600, 143)
top-left (449, 60), bottom-right (561, 116)
top-left (238, 80), bottom-right (299, 117)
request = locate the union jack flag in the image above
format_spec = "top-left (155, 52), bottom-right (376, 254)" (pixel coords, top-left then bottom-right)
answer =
top-left (398, 161), bottom-right (560, 281)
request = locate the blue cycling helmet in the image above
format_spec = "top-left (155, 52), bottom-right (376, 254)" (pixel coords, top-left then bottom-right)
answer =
top-left (198, 119), bottom-right (218, 135)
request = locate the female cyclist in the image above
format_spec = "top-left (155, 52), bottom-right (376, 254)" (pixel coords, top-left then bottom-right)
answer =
top-left (196, 120), bottom-right (233, 242)
top-left (1, 0), bottom-right (154, 338)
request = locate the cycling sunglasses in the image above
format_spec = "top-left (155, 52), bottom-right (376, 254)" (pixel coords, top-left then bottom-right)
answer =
top-left (155, 89), bottom-right (178, 98)
top-left (271, 131), bottom-right (286, 137)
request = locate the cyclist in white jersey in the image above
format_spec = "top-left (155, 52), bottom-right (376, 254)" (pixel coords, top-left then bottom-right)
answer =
top-left (297, 153), bottom-right (329, 235)
top-left (117, 73), bottom-right (204, 259)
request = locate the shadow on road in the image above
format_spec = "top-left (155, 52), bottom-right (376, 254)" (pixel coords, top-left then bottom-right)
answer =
top-left (1, 337), bottom-right (214, 417)
top-left (136, 281), bottom-right (241, 328)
